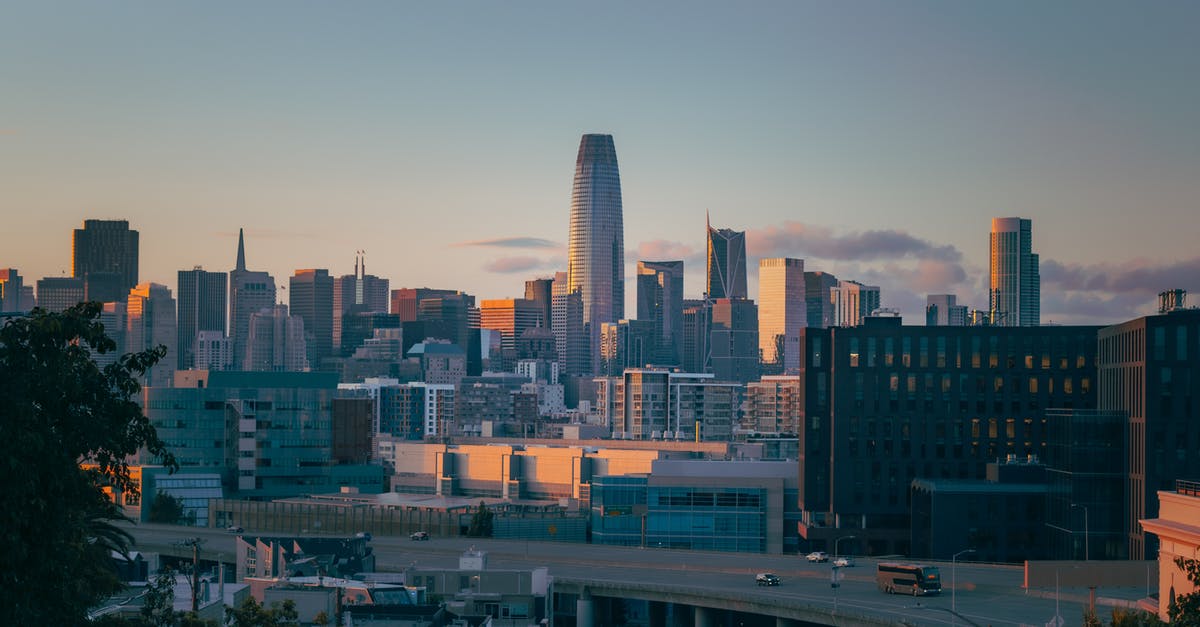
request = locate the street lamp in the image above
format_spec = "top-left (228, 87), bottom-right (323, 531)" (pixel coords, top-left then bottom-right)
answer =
top-left (834, 535), bottom-right (856, 559)
top-left (1071, 503), bottom-right (1089, 561)
top-left (952, 548), bottom-right (976, 621)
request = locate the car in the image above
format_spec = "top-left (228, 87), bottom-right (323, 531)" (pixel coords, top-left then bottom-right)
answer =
top-left (409, 531), bottom-right (429, 541)
top-left (755, 573), bottom-right (781, 586)
top-left (806, 551), bottom-right (829, 563)
top-left (355, 531), bottom-right (372, 541)
top-left (833, 557), bottom-right (855, 568)
top-left (226, 525), bottom-right (243, 533)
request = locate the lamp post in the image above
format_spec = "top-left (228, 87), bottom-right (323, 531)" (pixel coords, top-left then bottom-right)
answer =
top-left (1071, 503), bottom-right (1089, 561)
top-left (834, 534), bottom-right (856, 559)
top-left (952, 548), bottom-right (976, 623)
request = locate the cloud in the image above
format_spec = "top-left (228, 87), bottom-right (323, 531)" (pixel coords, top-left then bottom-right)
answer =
top-left (746, 221), bottom-right (962, 262)
top-left (483, 255), bottom-right (565, 274)
top-left (1041, 257), bottom-right (1200, 295)
top-left (455, 236), bottom-right (560, 249)
top-left (630, 240), bottom-right (701, 264)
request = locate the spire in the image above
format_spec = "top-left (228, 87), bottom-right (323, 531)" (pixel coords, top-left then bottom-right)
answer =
top-left (235, 228), bottom-right (246, 271)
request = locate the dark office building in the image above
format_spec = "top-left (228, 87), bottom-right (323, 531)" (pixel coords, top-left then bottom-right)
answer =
top-left (290, 269), bottom-right (335, 369)
top-left (710, 298), bottom-right (758, 383)
top-left (1099, 305), bottom-right (1200, 559)
top-left (1044, 408), bottom-right (1127, 560)
top-left (797, 316), bottom-right (1100, 556)
top-left (911, 459), bottom-right (1049, 563)
top-left (681, 299), bottom-right (710, 374)
top-left (341, 312), bottom-right (401, 356)
top-left (72, 219), bottom-right (139, 295)
top-left (524, 278), bottom-right (554, 329)
top-left (177, 267), bottom-right (228, 370)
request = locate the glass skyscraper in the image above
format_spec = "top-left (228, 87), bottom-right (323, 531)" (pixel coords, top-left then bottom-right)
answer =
top-left (567, 134), bottom-right (624, 374)
top-left (706, 216), bottom-right (747, 300)
top-left (989, 217), bottom-right (1040, 327)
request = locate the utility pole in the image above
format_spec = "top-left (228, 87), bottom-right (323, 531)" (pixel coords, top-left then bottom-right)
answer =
top-left (172, 537), bottom-right (206, 613)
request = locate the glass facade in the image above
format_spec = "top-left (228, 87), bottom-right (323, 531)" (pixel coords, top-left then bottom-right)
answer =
top-left (591, 476), bottom-right (770, 553)
top-left (567, 134), bottom-right (624, 373)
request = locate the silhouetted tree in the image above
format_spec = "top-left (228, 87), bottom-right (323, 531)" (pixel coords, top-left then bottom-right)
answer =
top-left (467, 500), bottom-right (494, 537)
top-left (148, 491), bottom-right (186, 525)
top-left (0, 303), bottom-right (176, 625)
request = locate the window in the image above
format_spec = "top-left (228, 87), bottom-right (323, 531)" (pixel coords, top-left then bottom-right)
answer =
top-left (850, 337), bottom-right (860, 367)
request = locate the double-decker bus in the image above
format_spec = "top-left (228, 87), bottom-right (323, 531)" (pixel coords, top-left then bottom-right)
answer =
top-left (876, 562), bottom-right (942, 596)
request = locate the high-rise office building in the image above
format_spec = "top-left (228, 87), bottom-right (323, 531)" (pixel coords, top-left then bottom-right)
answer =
top-left (290, 268), bottom-right (335, 369)
top-left (926, 294), bottom-right (968, 326)
top-left (551, 271), bottom-right (587, 377)
top-left (524, 278), bottom-right (554, 329)
top-left (391, 287), bottom-right (462, 322)
top-left (990, 217), bottom-right (1040, 327)
top-left (35, 277), bottom-right (85, 313)
top-left (599, 319), bottom-right (657, 376)
top-left (758, 258), bottom-right (805, 373)
top-left (831, 280), bottom-right (881, 328)
top-left (229, 229), bottom-right (277, 369)
top-left (636, 260), bottom-right (684, 365)
top-left (126, 283), bottom-right (177, 388)
top-left (177, 267), bottom-right (227, 370)
top-left (333, 253), bottom-right (389, 353)
top-left (72, 219), bottom-right (139, 296)
top-left (710, 298), bottom-right (759, 383)
top-left (681, 299), bottom-right (710, 374)
top-left (566, 133), bottom-right (624, 374)
top-left (706, 215), bottom-right (747, 300)
top-left (244, 304), bottom-right (308, 372)
top-left (804, 271), bottom-right (838, 329)
top-left (480, 298), bottom-right (541, 371)
top-left (0, 268), bottom-right (25, 313)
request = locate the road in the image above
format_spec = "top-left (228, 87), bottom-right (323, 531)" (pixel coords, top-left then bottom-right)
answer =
top-left (128, 523), bottom-right (1136, 626)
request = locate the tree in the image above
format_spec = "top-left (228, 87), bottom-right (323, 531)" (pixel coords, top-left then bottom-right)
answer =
top-left (467, 500), bottom-right (494, 537)
top-left (226, 597), bottom-right (300, 627)
top-left (0, 304), bottom-right (176, 625)
top-left (148, 491), bottom-right (186, 525)
top-left (1170, 556), bottom-right (1200, 626)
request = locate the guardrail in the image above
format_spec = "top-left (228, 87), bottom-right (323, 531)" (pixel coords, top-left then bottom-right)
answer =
top-left (1177, 479), bottom-right (1200, 497)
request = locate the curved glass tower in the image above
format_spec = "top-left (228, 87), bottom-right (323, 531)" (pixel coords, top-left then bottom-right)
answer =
top-left (567, 134), bottom-right (624, 373)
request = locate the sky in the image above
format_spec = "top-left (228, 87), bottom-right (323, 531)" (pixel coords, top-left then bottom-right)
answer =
top-left (3, 1), bottom-right (1199, 325)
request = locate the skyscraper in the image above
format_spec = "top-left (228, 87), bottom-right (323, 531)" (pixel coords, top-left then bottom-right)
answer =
top-left (72, 219), bottom-right (139, 297)
top-left (636, 260), bottom-right (684, 365)
top-left (566, 133), bottom-right (624, 373)
top-left (926, 294), bottom-right (968, 326)
top-left (831, 280), bottom-right (881, 328)
top-left (290, 268), bottom-right (334, 369)
top-left (177, 266), bottom-right (227, 370)
top-left (126, 283), bottom-right (177, 388)
top-left (990, 217), bottom-right (1040, 327)
top-left (710, 298), bottom-right (759, 383)
top-left (35, 277), bottom-right (84, 312)
top-left (758, 258), bottom-right (805, 372)
top-left (0, 268), bottom-right (24, 313)
top-left (551, 271), bottom-right (587, 376)
top-left (524, 277), bottom-right (554, 329)
top-left (244, 304), bottom-right (308, 372)
top-left (706, 215), bottom-right (747, 300)
top-left (333, 253), bottom-right (389, 353)
top-left (229, 229), bottom-right (277, 369)
top-left (804, 271), bottom-right (838, 329)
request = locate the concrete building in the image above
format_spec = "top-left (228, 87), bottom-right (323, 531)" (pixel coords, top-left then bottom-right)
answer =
top-left (989, 217), bottom-right (1040, 327)
top-left (681, 299), bottom-right (710, 374)
top-left (177, 266), bottom-right (227, 370)
top-left (407, 341), bottom-right (466, 386)
top-left (229, 229), bottom-right (277, 369)
top-left (72, 219), bottom-right (139, 296)
top-left (743, 376), bottom-right (802, 435)
top-left (831, 280), bottom-right (881, 328)
top-left (35, 276), bottom-right (84, 312)
top-left (758, 258), bottom-right (805, 373)
top-left (926, 294), bottom-right (968, 326)
top-left (244, 304), bottom-right (309, 372)
top-left (599, 319), bottom-right (657, 376)
top-left (126, 282), bottom-right (177, 389)
top-left (551, 271), bottom-right (588, 377)
top-left (636, 260), bottom-right (684, 365)
top-left (194, 329), bottom-right (234, 370)
top-left (1140, 480), bottom-right (1200, 622)
top-left (605, 369), bottom-right (741, 441)
top-left (95, 301), bottom-right (126, 368)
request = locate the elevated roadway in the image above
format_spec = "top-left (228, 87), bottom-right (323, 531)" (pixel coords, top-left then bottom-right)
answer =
top-left (128, 523), bottom-right (1139, 626)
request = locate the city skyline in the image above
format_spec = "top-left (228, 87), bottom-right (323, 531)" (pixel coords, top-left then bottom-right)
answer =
top-left (3, 3), bottom-right (1200, 325)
